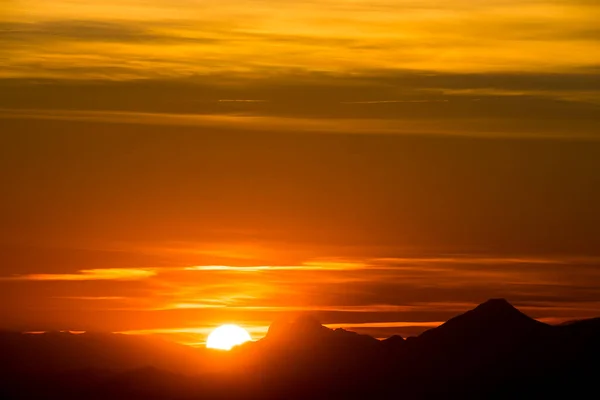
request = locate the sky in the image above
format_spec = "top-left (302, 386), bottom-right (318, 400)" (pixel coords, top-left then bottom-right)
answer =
top-left (1, 0), bottom-right (600, 344)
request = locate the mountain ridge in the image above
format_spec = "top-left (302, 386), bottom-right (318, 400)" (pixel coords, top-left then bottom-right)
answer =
top-left (2, 299), bottom-right (599, 399)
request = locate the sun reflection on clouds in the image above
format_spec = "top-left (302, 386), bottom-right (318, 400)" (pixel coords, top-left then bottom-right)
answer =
top-left (3, 252), bottom-right (600, 339)
top-left (183, 261), bottom-right (368, 272)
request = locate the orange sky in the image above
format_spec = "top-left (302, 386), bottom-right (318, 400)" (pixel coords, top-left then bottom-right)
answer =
top-left (1, 0), bottom-right (599, 344)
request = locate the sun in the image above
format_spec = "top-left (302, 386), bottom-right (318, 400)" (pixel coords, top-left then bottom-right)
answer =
top-left (206, 324), bottom-right (252, 350)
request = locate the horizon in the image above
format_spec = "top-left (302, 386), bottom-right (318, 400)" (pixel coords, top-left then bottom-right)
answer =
top-left (11, 298), bottom-right (598, 347)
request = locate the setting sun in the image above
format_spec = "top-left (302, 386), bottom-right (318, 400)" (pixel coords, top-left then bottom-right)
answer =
top-left (206, 324), bottom-right (252, 350)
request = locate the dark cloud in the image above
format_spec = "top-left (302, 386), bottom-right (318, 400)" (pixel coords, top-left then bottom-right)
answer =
top-left (0, 20), bottom-right (221, 44)
top-left (0, 70), bottom-right (598, 140)
top-left (0, 19), bottom-right (427, 51)
top-left (0, 244), bottom-right (181, 276)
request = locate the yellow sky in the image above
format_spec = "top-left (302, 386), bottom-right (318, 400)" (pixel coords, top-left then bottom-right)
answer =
top-left (3, 0), bottom-right (600, 79)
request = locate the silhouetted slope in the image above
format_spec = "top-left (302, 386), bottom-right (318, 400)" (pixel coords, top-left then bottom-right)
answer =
top-left (382, 334), bottom-right (405, 346)
top-left (396, 300), bottom-right (542, 396)
top-left (261, 314), bottom-right (380, 349)
top-left (0, 331), bottom-right (209, 375)
top-left (421, 298), bottom-right (547, 337)
top-left (417, 298), bottom-right (550, 353)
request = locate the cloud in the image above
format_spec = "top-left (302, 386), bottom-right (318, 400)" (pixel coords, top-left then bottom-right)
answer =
top-left (326, 321), bottom-right (443, 329)
top-left (341, 100), bottom-right (450, 104)
top-left (53, 296), bottom-right (126, 300)
top-left (135, 256), bottom-right (600, 320)
top-left (4, 268), bottom-right (156, 281)
top-left (1, 105), bottom-right (598, 140)
top-left (0, 20), bottom-right (222, 44)
top-left (2, 1), bottom-right (600, 80)
top-left (183, 261), bottom-right (368, 272)
top-left (3, 253), bottom-right (600, 335)
top-left (0, 70), bottom-right (598, 140)
top-left (217, 100), bottom-right (268, 103)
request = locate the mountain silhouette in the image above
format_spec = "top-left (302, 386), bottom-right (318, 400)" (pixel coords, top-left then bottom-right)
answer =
top-left (381, 334), bottom-right (405, 347)
top-left (0, 330), bottom-right (217, 377)
top-left (2, 299), bottom-right (599, 399)
top-left (426, 298), bottom-right (545, 331)
top-left (262, 314), bottom-right (380, 350)
top-left (418, 298), bottom-right (549, 347)
top-left (265, 314), bottom-right (328, 342)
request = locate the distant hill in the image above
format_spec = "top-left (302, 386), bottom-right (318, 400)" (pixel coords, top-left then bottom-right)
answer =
top-left (2, 299), bottom-right (599, 399)
top-left (0, 331), bottom-right (209, 376)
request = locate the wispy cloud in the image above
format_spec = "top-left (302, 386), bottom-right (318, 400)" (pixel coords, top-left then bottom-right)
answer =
top-left (1, 107), bottom-right (598, 140)
top-left (4, 268), bottom-right (156, 281)
top-left (53, 296), bottom-right (127, 300)
top-left (3, 253), bottom-right (600, 338)
top-left (341, 100), bottom-right (450, 104)
top-left (119, 325), bottom-right (269, 337)
top-left (326, 321), bottom-right (443, 329)
top-left (217, 99), bottom-right (268, 103)
top-left (183, 261), bottom-right (368, 272)
top-left (371, 256), bottom-right (597, 265)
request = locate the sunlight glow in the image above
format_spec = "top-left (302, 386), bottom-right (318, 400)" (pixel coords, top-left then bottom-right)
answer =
top-left (206, 324), bottom-right (252, 350)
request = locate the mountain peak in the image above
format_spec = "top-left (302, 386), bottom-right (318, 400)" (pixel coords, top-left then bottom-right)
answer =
top-left (262, 315), bottom-right (380, 350)
top-left (417, 298), bottom-right (548, 345)
top-left (463, 298), bottom-right (536, 324)
top-left (474, 298), bottom-right (518, 313)
top-left (266, 314), bottom-right (327, 341)
top-left (468, 298), bottom-right (543, 324)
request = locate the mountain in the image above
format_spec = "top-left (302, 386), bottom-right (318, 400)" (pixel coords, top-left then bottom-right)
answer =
top-left (2, 300), bottom-right (599, 399)
top-left (417, 298), bottom-right (550, 350)
top-left (260, 314), bottom-right (381, 349)
top-left (395, 300), bottom-right (552, 397)
top-left (425, 298), bottom-right (546, 332)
